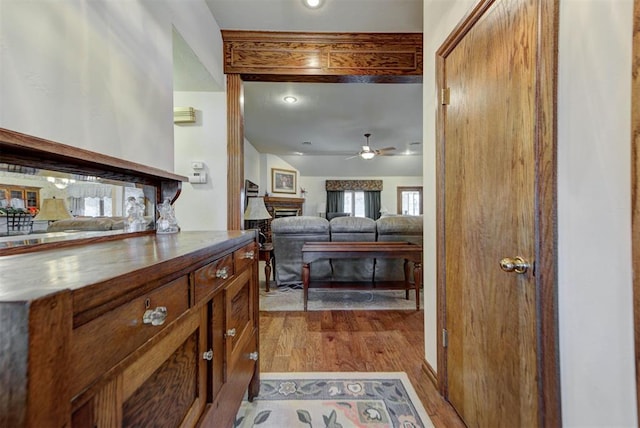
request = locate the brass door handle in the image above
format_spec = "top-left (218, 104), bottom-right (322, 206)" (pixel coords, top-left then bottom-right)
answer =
top-left (499, 256), bottom-right (530, 274)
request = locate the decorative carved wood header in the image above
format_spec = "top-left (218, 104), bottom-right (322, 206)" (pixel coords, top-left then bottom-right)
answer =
top-left (222, 30), bottom-right (423, 83)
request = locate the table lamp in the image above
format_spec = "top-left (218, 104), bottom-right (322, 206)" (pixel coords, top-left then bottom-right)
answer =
top-left (244, 197), bottom-right (271, 246)
top-left (34, 197), bottom-right (72, 224)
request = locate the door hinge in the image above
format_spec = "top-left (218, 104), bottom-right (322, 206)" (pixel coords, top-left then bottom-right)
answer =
top-left (442, 329), bottom-right (448, 348)
top-left (441, 87), bottom-right (450, 105)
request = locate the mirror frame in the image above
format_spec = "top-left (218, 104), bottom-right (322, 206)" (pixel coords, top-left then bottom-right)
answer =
top-left (0, 127), bottom-right (186, 255)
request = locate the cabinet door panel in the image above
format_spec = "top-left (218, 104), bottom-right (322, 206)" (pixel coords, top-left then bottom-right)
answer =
top-left (225, 269), bottom-right (254, 375)
top-left (212, 333), bottom-right (258, 428)
top-left (210, 292), bottom-right (225, 401)
top-left (123, 332), bottom-right (197, 427)
top-left (121, 308), bottom-right (207, 428)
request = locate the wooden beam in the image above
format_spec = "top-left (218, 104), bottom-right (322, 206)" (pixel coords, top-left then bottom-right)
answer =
top-left (227, 74), bottom-right (244, 231)
top-left (222, 30), bottom-right (422, 82)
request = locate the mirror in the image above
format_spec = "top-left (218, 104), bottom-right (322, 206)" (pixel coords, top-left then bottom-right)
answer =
top-left (0, 165), bottom-right (156, 239)
top-left (0, 127), bottom-right (184, 254)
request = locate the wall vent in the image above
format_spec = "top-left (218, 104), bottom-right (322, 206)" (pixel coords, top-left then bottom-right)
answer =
top-left (173, 107), bottom-right (196, 124)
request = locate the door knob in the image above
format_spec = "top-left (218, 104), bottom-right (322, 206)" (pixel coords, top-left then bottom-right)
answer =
top-left (499, 256), bottom-right (530, 274)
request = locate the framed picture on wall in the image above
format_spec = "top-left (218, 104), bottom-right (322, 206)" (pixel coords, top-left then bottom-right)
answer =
top-left (271, 168), bottom-right (297, 194)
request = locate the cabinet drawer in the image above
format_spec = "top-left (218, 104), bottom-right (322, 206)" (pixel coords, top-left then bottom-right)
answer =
top-left (70, 276), bottom-right (189, 396)
top-left (193, 254), bottom-right (234, 304)
top-left (234, 241), bottom-right (257, 274)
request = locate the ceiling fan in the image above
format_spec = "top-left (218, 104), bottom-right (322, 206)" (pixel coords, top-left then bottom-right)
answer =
top-left (349, 133), bottom-right (396, 160)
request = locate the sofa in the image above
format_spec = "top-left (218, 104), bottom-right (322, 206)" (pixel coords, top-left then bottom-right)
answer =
top-left (270, 214), bottom-right (423, 286)
top-left (47, 216), bottom-right (126, 232)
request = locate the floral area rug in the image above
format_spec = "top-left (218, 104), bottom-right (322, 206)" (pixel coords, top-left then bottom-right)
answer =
top-left (234, 372), bottom-right (434, 428)
top-left (260, 284), bottom-right (423, 311)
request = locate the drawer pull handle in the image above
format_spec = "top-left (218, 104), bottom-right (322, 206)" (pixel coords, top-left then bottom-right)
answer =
top-left (203, 350), bottom-right (213, 361)
top-left (225, 328), bottom-right (237, 338)
top-left (244, 251), bottom-right (255, 259)
top-left (216, 267), bottom-right (229, 279)
top-left (142, 306), bottom-right (167, 326)
top-left (248, 352), bottom-right (259, 361)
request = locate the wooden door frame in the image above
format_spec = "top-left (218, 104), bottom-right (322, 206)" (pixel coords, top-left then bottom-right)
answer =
top-left (631, 0), bottom-right (640, 424)
top-left (435, 1), bottom-right (560, 426)
top-left (222, 30), bottom-right (423, 230)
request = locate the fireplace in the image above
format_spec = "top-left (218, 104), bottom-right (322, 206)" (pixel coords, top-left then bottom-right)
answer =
top-left (274, 208), bottom-right (300, 218)
top-left (263, 196), bottom-right (305, 242)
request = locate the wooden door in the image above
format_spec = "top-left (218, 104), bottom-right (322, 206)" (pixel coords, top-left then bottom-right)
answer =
top-left (437, 0), bottom-right (559, 426)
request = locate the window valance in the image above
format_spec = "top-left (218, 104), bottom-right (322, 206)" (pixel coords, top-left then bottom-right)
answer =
top-left (325, 180), bottom-right (383, 191)
top-left (66, 182), bottom-right (114, 199)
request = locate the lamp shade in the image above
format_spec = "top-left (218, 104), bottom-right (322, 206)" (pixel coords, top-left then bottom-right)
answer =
top-left (318, 202), bottom-right (326, 214)
top-left (34, 198), bottom-right (72, 221)
top-left (244, 197), bottom-right (272, 220)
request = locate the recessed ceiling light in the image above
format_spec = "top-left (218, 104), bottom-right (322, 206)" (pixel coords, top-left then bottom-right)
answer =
top-left (283, 96), bottom-right (297, 104)
top-left (303, 0), bottom-right (323, 8)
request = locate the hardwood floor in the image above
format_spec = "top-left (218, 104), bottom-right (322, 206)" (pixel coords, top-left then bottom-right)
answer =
top-left (259, 309), bottom-right (465, 427)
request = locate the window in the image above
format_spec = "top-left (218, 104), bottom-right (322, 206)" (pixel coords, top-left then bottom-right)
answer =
top-left (83, 197), bottom-right (112, 217)
top-left (343, 191), bottom-right (365, 217)
top-left (397, 186), bottom-right (422, 215)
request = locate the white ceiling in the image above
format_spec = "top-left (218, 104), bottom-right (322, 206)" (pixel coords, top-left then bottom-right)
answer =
top-left (176, 0), bottom-right (424, 177)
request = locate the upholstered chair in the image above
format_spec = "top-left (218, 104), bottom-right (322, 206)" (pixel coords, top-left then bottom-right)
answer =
top-left (271, 216), bottom-right (332, 286)
top-left (329, 216), bottom-right (376, 282)
top-left (374, 215), bottom-right (423, 281)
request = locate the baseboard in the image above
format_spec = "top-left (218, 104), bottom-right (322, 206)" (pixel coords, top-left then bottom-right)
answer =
top-left (422, 360), bottom-right (438, 388)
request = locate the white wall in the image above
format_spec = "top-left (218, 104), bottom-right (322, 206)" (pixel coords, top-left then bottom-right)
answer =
top-left (0, 0), bottom-right (175, 171)
top-left (557, 1), bottom-right (636, 425)
top-left (424, 0), bottom-right (637, 425)
top-left (165, 2), bottom-right (225, 90)
top-left (173, 91), bottom-right (227, 231)
top-left (245, 139), bottom-right (262, 189)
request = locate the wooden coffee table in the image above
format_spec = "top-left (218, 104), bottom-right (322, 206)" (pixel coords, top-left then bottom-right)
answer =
top-left (301, 241), bottom-right (422, 311)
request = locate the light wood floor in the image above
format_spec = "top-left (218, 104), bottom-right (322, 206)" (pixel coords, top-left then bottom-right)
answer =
top-left (258, 309), bottom-right (466, 427)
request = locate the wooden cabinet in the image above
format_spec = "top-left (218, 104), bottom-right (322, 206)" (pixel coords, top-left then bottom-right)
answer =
top-left (0, 185), bottom-right (40, 212)
top-left (0, 231), bottom-right (260, 428)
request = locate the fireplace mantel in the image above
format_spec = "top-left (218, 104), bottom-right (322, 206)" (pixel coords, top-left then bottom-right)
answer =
top-left (264, 196), bottom-right (305, 205)
top-left (263, 196), bottom-right (305, 242)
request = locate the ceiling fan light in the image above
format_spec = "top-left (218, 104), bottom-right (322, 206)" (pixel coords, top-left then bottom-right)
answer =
top-left (361, 151), bottom-right (375, 160)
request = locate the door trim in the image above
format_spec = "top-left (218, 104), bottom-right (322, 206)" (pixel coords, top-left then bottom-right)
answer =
top-left (222, 31), bottom-right (423, 230)
top-left (631, 0), bottom-right (640, 423)
top-left (435, 0), bottom-right (560, 426)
